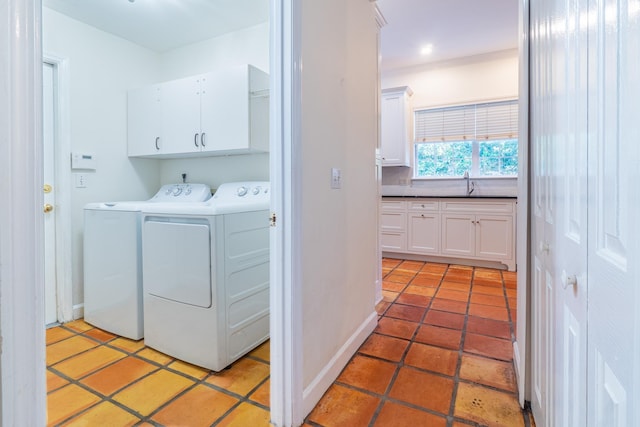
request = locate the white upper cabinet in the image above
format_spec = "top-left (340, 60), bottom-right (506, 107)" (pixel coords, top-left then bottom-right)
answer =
top-left (380, 86), bottom-right (413, 167)
top-left (127, 65), bottom-right (269, 158)
top-left (127, 84), bottom-right (163, 156)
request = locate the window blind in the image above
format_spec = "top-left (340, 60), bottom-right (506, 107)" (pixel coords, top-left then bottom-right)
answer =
top-left (414, 100), bottom-right (518, 142)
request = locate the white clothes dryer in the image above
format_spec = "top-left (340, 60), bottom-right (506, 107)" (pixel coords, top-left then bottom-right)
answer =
top-left (83, 183), bottom-right (211, 339)
top-left (141, 181), bottom-right (270, 371)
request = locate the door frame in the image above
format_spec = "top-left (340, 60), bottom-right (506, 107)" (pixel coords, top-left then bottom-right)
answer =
top-left (0, 0), bottom-right (47, 424)
top-left (269, 0), bottom-right (304, 425)
top-left (43, 54), bottom-right (74, 324)
top-left (515, 0), bottom-right (531, 406)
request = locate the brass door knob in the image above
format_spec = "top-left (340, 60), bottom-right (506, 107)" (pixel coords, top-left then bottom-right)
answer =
top-left (44, 204), bottom-right (54, 213)
top-left (43, 184), bottom-right (52, 193)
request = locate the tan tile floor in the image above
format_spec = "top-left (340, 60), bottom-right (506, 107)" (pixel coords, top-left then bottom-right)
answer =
top-left (46, 259), bottom-right (532, 426)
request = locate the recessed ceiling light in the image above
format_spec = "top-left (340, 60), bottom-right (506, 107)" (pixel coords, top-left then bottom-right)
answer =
top-left (421, 44), bottom-right (433, 55)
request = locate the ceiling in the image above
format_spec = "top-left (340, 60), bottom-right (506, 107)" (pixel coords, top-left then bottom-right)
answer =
top-left (377, 0), bottom-right (519, 71)
top-left (43, 0), bottom-right (270, 53)
top-left (43, 0), bottom-right (518, 69)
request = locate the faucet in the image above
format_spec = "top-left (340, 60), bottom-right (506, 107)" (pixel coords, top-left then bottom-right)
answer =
top-left (463, 171), bottom-right (475, 196)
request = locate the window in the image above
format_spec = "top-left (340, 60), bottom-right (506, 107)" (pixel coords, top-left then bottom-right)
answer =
top-left (414, 100), bottom-right (518, 178)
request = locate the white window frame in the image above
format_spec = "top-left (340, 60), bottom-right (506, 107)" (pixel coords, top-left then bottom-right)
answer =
top-left (413, 99), bottom-right (519, 179)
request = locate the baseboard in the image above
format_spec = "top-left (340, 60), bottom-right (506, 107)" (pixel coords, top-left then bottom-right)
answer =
top-left (72, 303), bottom-right (84, 320)
top-left (302, 311), bottom-right (378, 416)
top-left (513, 340), bottom-right (524, 407)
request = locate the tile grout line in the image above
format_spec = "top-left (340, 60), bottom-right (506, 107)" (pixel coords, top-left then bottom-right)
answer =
top-left (47, 323), bottom-right (272, 425)
top-left (445, 266), bottom-right (475, 427)
top-left (367, 261), bottom-right (425, 426)
top-left (368, 260), bottom-right (449, 427)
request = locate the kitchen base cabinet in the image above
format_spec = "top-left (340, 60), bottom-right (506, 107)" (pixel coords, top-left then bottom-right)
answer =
top-left (441, 214), bottom-right (474, 257)
top-left (407, 203), bottom-right (439, 254)
top-left (381, 198), bottom-right (516, 271)
top-left (381, 200), bottom-right (407, 252)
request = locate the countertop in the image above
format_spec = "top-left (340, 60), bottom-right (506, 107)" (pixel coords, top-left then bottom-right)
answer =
top-left (381, 185), bottom-right (517, 199)
top-left (382, 195), bottom-right (517, 199)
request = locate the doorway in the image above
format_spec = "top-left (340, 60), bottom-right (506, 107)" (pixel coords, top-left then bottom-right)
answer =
top-left (42, 56), bottom-right (73, 326)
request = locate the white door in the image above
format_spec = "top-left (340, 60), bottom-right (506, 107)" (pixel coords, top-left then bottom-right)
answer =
top-left (530, 0), bottom-right (639, 425)
top-left (586, 0), bottom-right (640, 424)
top-left (551, 0), bottom-right (589, 424)
top-left (43, 62), bottom-right (57, 325)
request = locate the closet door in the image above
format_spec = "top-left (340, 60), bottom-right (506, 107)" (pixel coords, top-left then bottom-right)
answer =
top-left (586, 1), bottom-right (640, 425)
top-left (552, 0), bottom-right (589, 425)
top-left (530, 0), bottom-right (590, 425)
top-left (530, 1), bottom-right (557, 424)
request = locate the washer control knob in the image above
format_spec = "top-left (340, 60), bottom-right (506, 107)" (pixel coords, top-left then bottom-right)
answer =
top-left (237, 186), bottom-right (248, 197)
top-left (185, 186), bottom-right (192, 195)
top-left (172, 186), bottom-right (183, 196)
top-left (252, 186), bottom-right (262, 195)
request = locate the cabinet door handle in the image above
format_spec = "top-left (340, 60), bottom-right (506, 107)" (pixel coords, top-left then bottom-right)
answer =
top-left (155, 137), bottom-right (160, 150)
top-left (201, 132), bottom-right (206, 147)
top-left (194, 133), bottom-right (199, 147)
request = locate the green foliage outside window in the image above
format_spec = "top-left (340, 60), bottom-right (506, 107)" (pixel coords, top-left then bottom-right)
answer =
top-left (415, 139), bottom-right (518, 178)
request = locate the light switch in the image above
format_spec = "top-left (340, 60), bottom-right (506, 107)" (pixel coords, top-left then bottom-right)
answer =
top-left (74, 173), bottom-right (87, 188)
top-left (331, 168), bottom-right (342, 189)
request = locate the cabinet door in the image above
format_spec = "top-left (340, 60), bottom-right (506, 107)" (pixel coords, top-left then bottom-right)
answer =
top-left (162, 76), bottom-right (201, 154)
top-left (127, 85), bottom-right (162, 156)
top-left (408, 212), bottom-right (439, 254)
top-left (441, 214), bottom-right (475, 257)
top-left (380, 94), bottom-right (409, 166)
top-left (200, 68), bottom-right (249, 153)
top-left (475, 214), bottom-right (513, 260)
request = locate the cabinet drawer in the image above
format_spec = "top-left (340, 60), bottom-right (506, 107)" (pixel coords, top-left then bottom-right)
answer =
top-left (408, 200), bottom-right (439, 211)
top-left (381, 212), bottom-right (407, 232)
top-left (381, 232), bottom-right (407, 252)
top-left (441, 200), bottom-right (514, 214)
top-left (381, 200), bottom-right (407, 212)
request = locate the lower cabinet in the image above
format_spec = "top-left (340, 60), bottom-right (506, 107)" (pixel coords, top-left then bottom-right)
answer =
top-left (380, 200), bottom-right (407, 252)
top-left (381, 198), bottom-right (516, 270)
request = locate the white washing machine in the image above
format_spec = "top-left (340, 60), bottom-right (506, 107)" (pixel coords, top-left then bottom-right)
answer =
top-left (141, 181), bottom-right (270, 371)
top-left (83, 183), bottom-right (211, 340)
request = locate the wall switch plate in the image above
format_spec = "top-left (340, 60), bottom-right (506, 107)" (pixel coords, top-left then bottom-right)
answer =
top-left (331, 168), bottom-right (342, 189)
top-left (74, 173), bottom-right (87, 188)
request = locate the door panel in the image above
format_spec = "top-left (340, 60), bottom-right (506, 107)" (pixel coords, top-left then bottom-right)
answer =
top-left (441, 214), bottom-right (474, 257)
top-left (475, 215), bottom-right (512, 260)
top-left (407, 212), bottom-right (439, 254)
top-left (143, 220), bottom-right (212, 308)
top-left (587, 0), bottom-right (640, 424)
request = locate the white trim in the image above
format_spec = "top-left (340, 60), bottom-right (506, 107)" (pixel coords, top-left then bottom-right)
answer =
top-left (269, 0), bottom-right (304, 426)
top-left (72, 303), bottom-right (85, 320)
top-left (516, 0), bottom-right (531, 407)
top-left (0, 0), bottom-right (47, 424)
top-left (302, 312), bottom-right (378, 416)
top-left (43, 53), bottom-right (74, 323)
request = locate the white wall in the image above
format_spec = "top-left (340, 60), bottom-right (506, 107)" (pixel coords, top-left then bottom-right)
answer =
top-left (158, 23), bottom-right (270, 189)
top-left (299, 0), bottom-right (379, 412)
top-left (381, 50), bottom-right (519, 194)
top-left (43, 8), bottom-right (162, 307)
top-left (383, 49), bottom-right (518, 109)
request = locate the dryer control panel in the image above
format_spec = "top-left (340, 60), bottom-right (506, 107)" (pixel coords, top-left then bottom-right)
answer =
top-left (150, 183), bottom-right (212, 203)
top-left (212, 181), bottom-right (270, 213)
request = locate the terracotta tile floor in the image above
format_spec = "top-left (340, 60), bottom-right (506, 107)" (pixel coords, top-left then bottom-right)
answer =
top-left (46, 322), bottom-right (271, 426)
top-left (47, 259), bottom-right (530, 426)
top-left (307, 259), bottom-right (529, 427)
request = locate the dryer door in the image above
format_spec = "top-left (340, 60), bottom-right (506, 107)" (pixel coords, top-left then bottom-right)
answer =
top-left (143, 219), bottom-right (212, 308)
